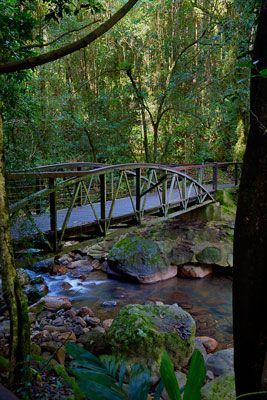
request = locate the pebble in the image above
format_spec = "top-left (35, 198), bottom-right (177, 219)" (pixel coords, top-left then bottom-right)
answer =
top-left (102, 300), bottom-right (117, 307)
top-left (77, 306), bottom-right (94, 317)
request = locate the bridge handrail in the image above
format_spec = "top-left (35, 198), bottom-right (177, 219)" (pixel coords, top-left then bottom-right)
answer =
top-left (7, 161), bottom-right (241, 180)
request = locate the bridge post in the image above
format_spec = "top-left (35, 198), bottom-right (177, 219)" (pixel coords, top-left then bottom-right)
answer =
top-left (135, 168), bottom-right (141, 224)
top-left (35, 177), bottom-right (41, 214)
top-left (100, 174), bottom-right (107, 235)
top-left (161, 171), bottom-right (168, 217)
top-left (212, 163), bottom-right (218, 192)
top-left (49, 177), bottom-right (58, 251)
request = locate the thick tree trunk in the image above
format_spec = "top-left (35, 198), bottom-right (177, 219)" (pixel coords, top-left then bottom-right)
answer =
top-left (233, 1), bottom-right (267, 395)
top-left (0, 115), bottom-right (30, 381)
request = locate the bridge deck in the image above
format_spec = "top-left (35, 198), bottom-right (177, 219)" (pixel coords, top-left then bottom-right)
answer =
top-left (11, 183), bottom-right (232, 241)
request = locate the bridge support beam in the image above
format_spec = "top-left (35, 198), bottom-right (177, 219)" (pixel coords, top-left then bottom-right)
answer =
top-left (100, 174), bottom-right (107, 235)
top-left (135, 168), bottom-right (141, 224)
top-left (49, 178), bottom-right (58, 251)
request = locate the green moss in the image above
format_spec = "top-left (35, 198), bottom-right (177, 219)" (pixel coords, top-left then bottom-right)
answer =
top-left (201, 374), bottom-right (235, 400)
top-left (0, 355), bottom-right (9, 371)
top-left (215, 188), bottom-right (238, 215)
top-left (196, 247), bottom-right (221, 264)
top-left (107, 304), bottom-right (195, 371)
top-left (54, 364), bottom-right (84, 400)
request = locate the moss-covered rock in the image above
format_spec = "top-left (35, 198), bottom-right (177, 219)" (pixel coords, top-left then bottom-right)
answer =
top-left (107, 303), bottom-right (195, 372)
top-left (196, 247), bottom-right (221, 264)
top-left (201, 373), bottom-right (235, 400)
top-left (107, 235), bottom-right (177, 283)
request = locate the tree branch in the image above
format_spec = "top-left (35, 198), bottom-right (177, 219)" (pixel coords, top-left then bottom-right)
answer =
top-left (15, 19), bottom-right (101, 52)
top-left (0, 0), bottom-right (139, 74)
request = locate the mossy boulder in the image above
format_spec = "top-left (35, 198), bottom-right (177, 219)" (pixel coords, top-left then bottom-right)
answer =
top-left (196, 247), bottom-right (221, 264)
top-left (201, 373), bottom-right (235, 400)
top-left (107, 235), bottom-right (177, 283)
top-left (107, 303), bottom-right (195, 372)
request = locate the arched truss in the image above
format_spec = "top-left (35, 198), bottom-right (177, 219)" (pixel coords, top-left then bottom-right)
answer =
top-left (8, 163), bottom-right (216, 250)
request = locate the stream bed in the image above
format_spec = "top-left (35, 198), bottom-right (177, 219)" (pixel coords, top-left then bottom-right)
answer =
top-left (45, 270), bottom-right (233, 349)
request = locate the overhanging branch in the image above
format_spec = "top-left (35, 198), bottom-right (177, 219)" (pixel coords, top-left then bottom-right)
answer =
top-left (0, 0), bottom-right (139, 74)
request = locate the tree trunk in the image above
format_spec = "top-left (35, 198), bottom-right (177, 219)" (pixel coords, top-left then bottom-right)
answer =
top-left (0, 115), bottom-right (30, 381)
top-left (233, 1), bottom-right (267, 395)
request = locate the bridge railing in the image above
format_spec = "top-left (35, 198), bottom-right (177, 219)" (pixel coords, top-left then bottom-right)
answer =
top-left (6, 162), bottom-right (241, 251)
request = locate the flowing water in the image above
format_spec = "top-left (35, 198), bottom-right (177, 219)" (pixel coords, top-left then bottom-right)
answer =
top-left (45, 270), bottom-right (233, 349)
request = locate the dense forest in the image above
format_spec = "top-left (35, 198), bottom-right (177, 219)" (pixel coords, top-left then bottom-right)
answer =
top-left (1, 0), bottom-right (254, 169)
top-left (1, 0), bottom-right (267, 399)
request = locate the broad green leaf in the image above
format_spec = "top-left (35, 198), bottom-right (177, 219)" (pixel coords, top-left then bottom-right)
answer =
top-left (65, 342), bottom-right (106, 372)
top-left (259, 68), bottom-right (267, 77)
top-left (160, 352), bottom-right (181, 400)
top-left (128, 364), bottom-right (151, 400)
top-left (183, 350), bottom-right (206, 400)
top-left (237, 61), bottom-right (254, 69)
top-left (70, 369), bottom-right (128, 400)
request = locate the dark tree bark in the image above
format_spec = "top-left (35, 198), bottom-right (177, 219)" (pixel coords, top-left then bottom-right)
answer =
top-left (0, 115), bottom-right (30, 381)
top-left (233, 0), bottom-right (267, 395)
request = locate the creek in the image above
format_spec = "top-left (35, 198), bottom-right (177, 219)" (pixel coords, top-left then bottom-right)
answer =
top-left (45, 269), bottom-right (233, 349)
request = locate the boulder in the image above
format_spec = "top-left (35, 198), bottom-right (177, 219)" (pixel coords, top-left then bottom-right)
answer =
top-left (206, 348), bottom-right (234, 376)
top-left (16, 268), bottom-right (31, 286)
top-left (179, 265), bottom-right (213, 278)
top-left (201, 373), bottom-right (235, 400)
top-left (78, 331), bottom-right (109, 355)
top-left (43, 296), bottom-right (72, 311)
top-left (30, 258), bottom-right (54, 273)
top-left (107, 303), bottom-right (195, 372)
top-left (107, 235), bottom-right (177, 283)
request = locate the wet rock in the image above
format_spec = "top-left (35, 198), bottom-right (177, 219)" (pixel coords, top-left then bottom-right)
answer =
top-left (56, 255), bottom-right (73, 265)
top-left (206, 348), bottom-right (234, 376)
top-left (24, 283), bottom-right (49, 304)
top-left (51, 264), bottom-right (68, 275)
top-left (64, 309), bottom-right (77, 318)
top-left (107, 303), bottom-right (196, 372)
top-left (91, 259), bottom-right (101, 270)
top-left (43, 296), bottom-right (72, 311)
top-left (72, 325), bottom-right (85, 336)
top-left (73, 316), bottom-right (87, 327)
top-left (102, 319), bottom-right (113, 331)
top-left (179, 264), bottom-right (213, 278)
top-left (77, 306), bottom-right (94, 317)
top-left (61, 282), bottom-right (72, 290)
top-left (30, 258), bottom-right (54, 273)
top-left (102, 300), bottom-right (117, 307)
top-left (53, 317), bottom-right (65, 326)
top-left (67, 260), bottom-right (93, 271)
top-left (107, 235), bottom-right (177, 284)
top-left (170, 243), bottom-right (194, 265)
top-left (84, 316), bottom-right (100, 327)
top-left (31, 343), bottom-right (41, 355)
top-left (196, 336), bottom-right (218, 353)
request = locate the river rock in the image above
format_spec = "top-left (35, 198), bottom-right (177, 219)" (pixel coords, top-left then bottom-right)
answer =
top-left (206, 348), bottom-right (234, 376)
top-left (196, 336), bottom-right (218, 353)
top-left (67, 259), bottom-right (93, 271)
top-left (107, 303), bottom-right (195, 372)
top-left (107, 235), bottom-right (177, 283)
top-left (30, 258), bottom-right (54, 273)
top-left (102, 319), bottom-right (113, 331)
top-left (43, 296), bottom-right (72, 311)
top-left (51, 264), bottom-right (68, 275)
top-left (179, 264), bottom-right (213, 278)
top-left (24, 282), bottom-right (49, 304)
top-left (55, 348), bottom-right (66, 365)
top-left (77, 306), bottom-right (94, 317)
top-left (78, 331), bottom-right (109, 355)
top-left (201, 373), bottom-right (235, 400)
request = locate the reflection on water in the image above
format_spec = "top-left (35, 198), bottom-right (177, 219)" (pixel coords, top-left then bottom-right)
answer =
top-left (45, 270), bottom-right (233, 348)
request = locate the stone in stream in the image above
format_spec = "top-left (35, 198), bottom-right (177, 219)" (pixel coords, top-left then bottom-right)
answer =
top-left (107, 303), bottom-right (195, 372)
top-left (107, 235), bottom-right (177, 283)
top-left (205, 348), bottom-right (234, 376)
top-left (42, 296), bottom-right (72, 311)
top-left (178, 264), bottom-right (213, 278)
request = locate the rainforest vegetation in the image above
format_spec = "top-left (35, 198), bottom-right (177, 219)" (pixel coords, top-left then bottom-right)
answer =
top-left (0, 0), bottom-right (267, 399)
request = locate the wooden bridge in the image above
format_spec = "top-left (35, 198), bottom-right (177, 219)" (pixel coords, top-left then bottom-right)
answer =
top-left (6, 162), bottom-right (241, 251)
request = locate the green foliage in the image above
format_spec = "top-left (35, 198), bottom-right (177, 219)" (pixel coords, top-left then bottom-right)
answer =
top-left (65, 343), bottom-right (207, 400)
